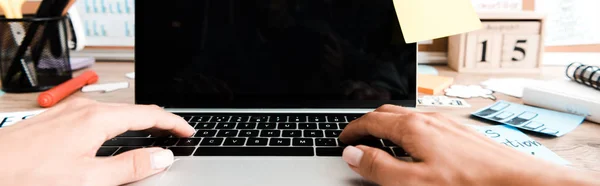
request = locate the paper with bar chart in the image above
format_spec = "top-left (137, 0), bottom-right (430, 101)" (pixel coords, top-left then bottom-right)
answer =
top-left (75, 0), bottom-right (134, 46)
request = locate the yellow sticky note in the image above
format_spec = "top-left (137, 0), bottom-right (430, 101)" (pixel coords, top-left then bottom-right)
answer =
top-left (393, 0), bottom-right (483, 43)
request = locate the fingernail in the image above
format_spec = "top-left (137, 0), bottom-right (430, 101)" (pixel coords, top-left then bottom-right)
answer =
top-left (151, 149), bottom-right (174, 169)
top-left (342, 146), bottom-right (364, 167)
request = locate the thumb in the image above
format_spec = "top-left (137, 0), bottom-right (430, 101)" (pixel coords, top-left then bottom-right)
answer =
top-left (94, 147), bottom-right (174, 185)
top-left (342, 145), bottom-right (422, 186)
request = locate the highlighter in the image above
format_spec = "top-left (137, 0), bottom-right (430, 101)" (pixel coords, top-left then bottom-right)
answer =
top-left (37, 70), bottom-right (99, 108)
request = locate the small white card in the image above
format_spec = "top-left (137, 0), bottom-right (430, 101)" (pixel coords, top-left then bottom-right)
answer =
top-left (418, 96), bottom-right (471, 108)
top-left (82, 82), bottom-right (130, 93)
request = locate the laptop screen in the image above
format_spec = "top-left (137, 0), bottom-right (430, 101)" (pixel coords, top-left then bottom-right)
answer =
top-left (135, 0), bottom-right (417, 108)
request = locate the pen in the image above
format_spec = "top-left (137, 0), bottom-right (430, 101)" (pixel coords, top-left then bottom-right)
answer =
top-left (32, 0), bottom-right (74, 63)
top-left (37, 70), bottom-right (98, 108)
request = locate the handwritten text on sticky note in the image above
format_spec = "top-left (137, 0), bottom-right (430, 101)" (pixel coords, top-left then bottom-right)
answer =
top-left (474, 125), bottom-right (570, 165)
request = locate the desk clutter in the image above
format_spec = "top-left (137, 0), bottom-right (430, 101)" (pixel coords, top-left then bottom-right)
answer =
top-left (0, 0), bottom-right (79, 93)
top-left (418, 62), bottom-right (598, 138)
top-left (448, 11), bottom-right (545, 73)
top-left (444, 85), bottom-right (496, 100)
top-left (418, 96), bottom-right (471, 108)
top-left (473, 101), bottom-right (585, 137)
top-left (417, 74), bottom-right (454, 95)
top-left (522, 63), bottom-right (600, 124)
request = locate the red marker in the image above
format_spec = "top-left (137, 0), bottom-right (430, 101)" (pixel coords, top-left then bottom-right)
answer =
top-left (37, 70), bottom-right (99, 108)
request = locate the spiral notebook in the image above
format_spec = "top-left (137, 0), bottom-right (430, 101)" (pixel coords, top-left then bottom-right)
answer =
top-left (522, 62), bottom-right (600, 124)
top-left (566, 62), bottom-right (600, 90)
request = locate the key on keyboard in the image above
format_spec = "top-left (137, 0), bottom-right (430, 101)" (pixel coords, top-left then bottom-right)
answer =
top-left (216, 130), bottom-right (238, 137)
top-left (201, 138), bottom-right (224, 146)
top-left (176, 138), bottom-right (202, 146)
top-left (195, 130), bottom-right (217, 137)
top-left (247, 138), bottom-right (268, 146)
top-left (195, 123), bottom-right (217, 129)
top-left (298, 123), bottom-right (318, 129)
top-left (282, 130), bottom-right (302, 137)
top-left (224, 138), bottom-right (246, 146)
top-left (257, 123), bottom-right (277, 129)
top-left (277, 123), bottom-right (296, 129)
top-left (237, 123), bottom-right (256, 129)
top-left (269, 138), bottom-right (291, 146)
top-left (216, 123), bottom-right (236, 129)
top-left (260, 130), bottom-right (280, 137)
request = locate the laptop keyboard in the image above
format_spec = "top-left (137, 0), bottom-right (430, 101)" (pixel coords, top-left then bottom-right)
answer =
top-left (97, 114), bottom-right (408, 157)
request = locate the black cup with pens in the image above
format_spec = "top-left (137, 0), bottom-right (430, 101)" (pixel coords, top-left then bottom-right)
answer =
top-left (0, 0), bottom-right (76, 93)
top-left (0, 16), bottom-right (72, 92)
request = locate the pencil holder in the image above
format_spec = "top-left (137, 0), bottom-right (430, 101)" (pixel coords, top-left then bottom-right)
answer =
top-left (0, 16), bottom-right (72, 93)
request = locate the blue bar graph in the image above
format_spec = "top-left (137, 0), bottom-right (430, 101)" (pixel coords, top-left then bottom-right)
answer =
top-left (75, 0), bottom-right (135, 46)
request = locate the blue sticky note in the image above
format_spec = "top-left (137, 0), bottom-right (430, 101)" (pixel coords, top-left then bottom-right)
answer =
top-left (0, 90), bottom-right (4, 97)
top-left (472, 125), bottom-right (570, 165)
top-left (472, 101), bottom-right (585, 137)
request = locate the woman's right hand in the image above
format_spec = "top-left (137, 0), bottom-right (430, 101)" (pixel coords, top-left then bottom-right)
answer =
top-left (339, 104), bottom-right (599, 186)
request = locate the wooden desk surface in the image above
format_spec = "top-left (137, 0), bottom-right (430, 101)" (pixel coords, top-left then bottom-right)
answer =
top-left (1, 62), bottom-right (599, 172)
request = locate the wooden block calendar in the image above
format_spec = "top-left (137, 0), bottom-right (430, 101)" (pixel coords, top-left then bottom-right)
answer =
top-left (448, 11), bottom-right (546, 73)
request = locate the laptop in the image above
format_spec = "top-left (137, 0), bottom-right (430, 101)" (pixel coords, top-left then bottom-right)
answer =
top-left (98, 0), bottom-right (417, 185)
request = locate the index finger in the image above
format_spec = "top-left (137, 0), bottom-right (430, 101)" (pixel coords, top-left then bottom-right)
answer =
top-left (83, 104), bottom-right (195, 140)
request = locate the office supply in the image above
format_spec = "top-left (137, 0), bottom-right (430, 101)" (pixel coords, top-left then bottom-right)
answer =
top-left (0, 90), bottom-right (4, 97)
top-left (444, 85), bottom-right (496, 100)
top-left (535, 0), bottom-right (600, 46)
top-left (418, 74), bottom-right (454, 94)
top-left (523, 79), bottom-right (600, 124)
top-left (73, 0), bottom-right (134, 46)
top-left (37, 70), bottom-right (98, 108)
top-left (4, 0), bottom-right (64, 86)
top-left (566, 62), bottom-right (600, 90)
top-left (417, 0), bottom-right (600, 64)
top-left (472, 100), bottom-right (586, 137)
top-left (447, 11), bottom-right (546, 73)
top-left (125, 1), bottom-right (418, 185)
top-left (481, 78), bottom-right (542, 98)
top-left (0, 110), bottom-right (46, 128)
top-left (472, 124), bottom-right (570, 165)
top-left (418, 96), bottom-right (471, 108)
top-left (82, 81), bottom-right (128, 93)
top-left (1, 15), bottom-right (73, 92)
top-left (393, 0), bottom-right (482, 43)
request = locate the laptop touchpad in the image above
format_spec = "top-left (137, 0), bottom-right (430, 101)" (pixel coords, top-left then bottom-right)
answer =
top-left (127, 157), bottom-right (375, 186)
